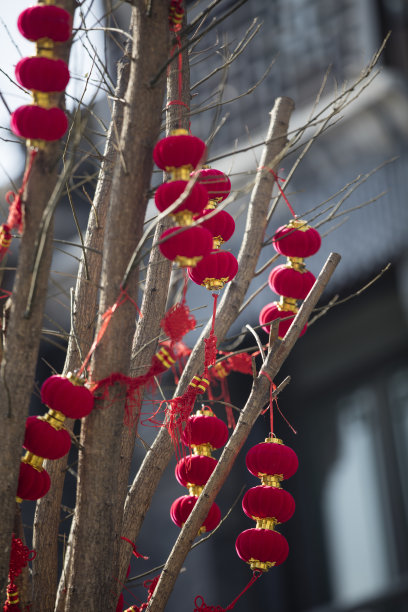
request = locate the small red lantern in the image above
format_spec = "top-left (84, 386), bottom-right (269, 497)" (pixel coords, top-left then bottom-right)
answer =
top-left (154, 180), bottom-right (208, 225)
top-left (259, 301), bottom-right (307, 339)
top-left (153, 129), bottom-right (206, 178)
top-left (17, 5), bottom-right (72, 42)
top-left (23, 416), bottom-right (71, 460)
top-left (192, 168), bottom-right (231, 206)
top-left (188, 250), bottom-right (238, 290)
top-left (194, 209), bottom-right (235, 249)
top-left (41, 374), bottom-right (94, 419)
top-left (180, 407), bottom-right (228, 455)
top-left (273, 219), bottom-right (321, 257)
top-left (245, 438), bottom-right (298, 486)
top-left (15, 57), bottom-right (70, 92)
top-left (235, 528), bottom-right (289, 570)
top-left (268, 264), bottom-right (315, 300)
top-left (159, 226), bottom-right (213, 267)
top-left (11, 105), bottom-right (68, 141)
top-left (175, 455), bottom-right (217, 494)
top-left (16, 461), bottom-right (51, 501)
top-left (242, 485), bottom-right (295, 527)
top-left (170, 495), bottom-right (221, 532)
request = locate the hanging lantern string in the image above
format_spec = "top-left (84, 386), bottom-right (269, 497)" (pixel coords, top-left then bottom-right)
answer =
top-left (77, 287), bottom-right (142, 378)
top-left (167, 1), bottom-right (191, 131)
top-left (203, 292), bottom-right (218, 377)
top-left (193, 570), bottom-right (262, 611)
top-left (260, 371), bottom-right (297, 435)
top-left (258, 166), bottom-right (296, 218)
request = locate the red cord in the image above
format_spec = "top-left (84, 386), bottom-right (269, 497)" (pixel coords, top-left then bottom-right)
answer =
top-left (258, 166), bottom-right (296, 217)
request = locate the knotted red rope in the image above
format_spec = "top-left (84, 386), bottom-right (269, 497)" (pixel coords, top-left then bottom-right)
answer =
top-left (194, 570), bottom-right (262, 611)
top-left (78, 288), bottom-right (141, 378)
top-left (0, 148), bottom-right (37, 261)
top-left (120, 537), bottom-right (148, 560)
top-left (124, 574), bottom-right (160, 611)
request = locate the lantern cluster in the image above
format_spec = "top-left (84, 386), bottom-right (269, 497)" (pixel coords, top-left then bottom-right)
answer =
top-left (153, 130), bottom-right (238, 289)
top-left (235, 437), bottom-right (298, 571)
top-left (259, 219), bottom-right (321, 339)
top-left (16, 374), bottom-right (94, 502)
top-left (170, 407), bottom-right (228, 534)
top-left (11, 3), bottom-right (72, 143)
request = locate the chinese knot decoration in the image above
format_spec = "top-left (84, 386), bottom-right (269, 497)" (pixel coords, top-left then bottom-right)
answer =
top-left (16, 374), bottom-right (94, 502)
top-left (170, 406), bottom-right (228, 534)
top-left (4, 535), bottom-right (36, 611)
top-left (259, 218), bottom-right (321, 339)
top-left (235, 437), bottom-right (298, 571)
top-left (11, 3), bottom-right (72, 143)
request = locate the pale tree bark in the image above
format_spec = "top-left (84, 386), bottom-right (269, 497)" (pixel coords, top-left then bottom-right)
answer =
top-left (32, 50), bottom-right (131, 612)
top-left (119, 97), bottom-right (296, 585)
top-left (146, 252), bottom-right (341, 611)
top-left (62, 3), bottom-right (171, 610)
top-left (0, 0), bottom-right (77, 598)
top-left (115, 0), bottom-right (191, 591)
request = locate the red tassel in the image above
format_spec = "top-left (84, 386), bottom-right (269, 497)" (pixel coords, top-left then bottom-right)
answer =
top-left (3, 536), bottom-right (36, 612)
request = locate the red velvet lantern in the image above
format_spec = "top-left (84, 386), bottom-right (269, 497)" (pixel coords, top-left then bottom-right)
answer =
top-left (180, 408), bottom-right (228, 454)
top-left (15, 57), bottom-right (70, 92)
top-left (23, 416), bottom-right (71, 460)
top-left (159, 226), bottom-right (213, 267)
top-left (175, 454), bottom-right (217, 493)
top-left (16, 461), bottom-right (51, 501)
top-left (17, 5), bottom-right (72, 42)
top-left (192, 168), bottom-right (231, 205)
top-left (268, 264), bottom-right (315, 300)
top-left (246, 438), bottom-right (298, 486)
top-left (170, 495), bottom-right (221, 532)
top-left (188, 250), bottom-right (238, 290)
top-left (194, 209), bottom-right (235, 249)
top-left (154, 180), bottom-right (208, 225)
top-left (259, 301), bottom-right (307, 339)
top-left (242, 485), bottom-right (295, 526)
top-left (11, 105), bottom-right (68, 141)
top-left (235, 528), bottom-right (289, 570)
top-left (273, 219), bottom-right (321, 257)
top-left (41, 374), bottom-right (94, 419)
top-left (153, 130), bottom-right (206, 177)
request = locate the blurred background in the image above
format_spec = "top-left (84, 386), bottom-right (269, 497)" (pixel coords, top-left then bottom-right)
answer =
top-left (1, 0), bottom-right (408, 610)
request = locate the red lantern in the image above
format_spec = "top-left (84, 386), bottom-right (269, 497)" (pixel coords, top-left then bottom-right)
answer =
top-left (259, 301), bottom-right (307, 338)
top-left (17, 5), bottom-right (72, 42)
top-left (180, 408), bottom-right (228, 454)
top-left (175, 455), bottom-right (217, 492)
top-left (192, 168), bottom-right (231, 205)
top-left (194, 209), bottom-right (235, 249)
top-left (159, 226), bottom-right (213, 267)
top-left (41, 374), bottom-right (94, 419)
top-left (153, 130), bottom-right (206, 177)
top-left (11, 105), bottom-right (68, 141)
top-left (268, 264), bottom-right (315, 300)
top-left (188, 250), bottom-right (238, 290)
top-left (154, 181), bottom-right (208, 225)
top-left (235, 528), bottom-right (289, 570)
top-left (170, 495), bottom-right (221, 532)
top-left (273, 220), bottom-right (321, 257)
top-left (15, 57), bottom-right (70, 92)
top-left (245, 438), bottom-right (298, 486)
top-left (16, 461), bottom-right (50, 501)
top-left (23, 416), bottom-right (71, 460)
top-left (242, 485), bottom-right (295, 526)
